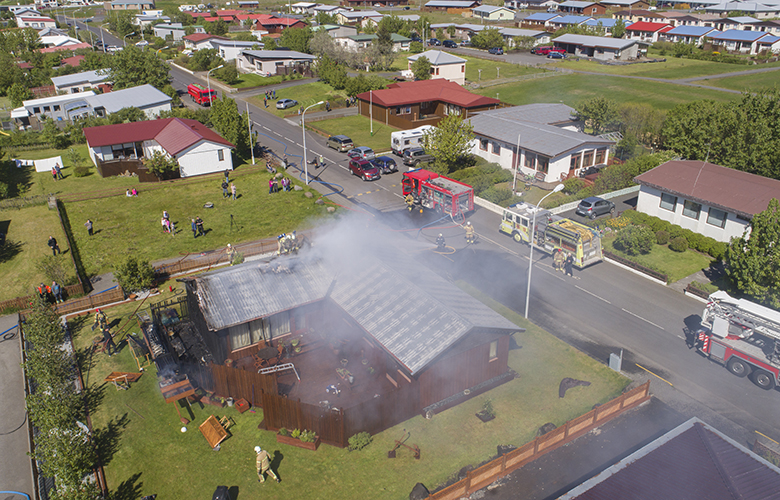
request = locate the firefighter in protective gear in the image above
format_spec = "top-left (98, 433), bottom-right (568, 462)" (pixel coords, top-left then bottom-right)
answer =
top-left (553, 249), bottom-right (565, 272)
top-left (436, 233), bottom-right (446, 251)
top-left (405, 193), bottom-right (415, 211)
top-left (93, 308), bottom-right (108, 331)
top-left (465, 222), bottom-right (475, 244)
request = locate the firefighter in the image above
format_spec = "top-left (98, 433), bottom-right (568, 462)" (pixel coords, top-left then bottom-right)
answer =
top-left (436, 234), bottom-right (446, 251)
top-left (465, 222), bottom-right (475, 244)
top-left (93, 308), bottom-right (108, 331)
top-left (276, 234), bottom-right (286, 255)
top-left (553, 249), bottom-right (565, 272)
top-left (405, 193), bottom-right (415, 212)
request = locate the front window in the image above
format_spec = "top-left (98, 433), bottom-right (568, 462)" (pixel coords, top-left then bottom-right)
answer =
top-left (489, 340), bottom-right (497, 360)
top-left (595, 148), bottom-right (606, 164)
top-left (570, 154), bottom-right (581, 171)
top-left (537, 156), bottom-right (549, 173)
top-left (583, 150), bottom-right (594, 167)
top-left (707, 207), bottom-right (727, 228)
top-left (660, 193), bottom-right (677, 212)
top-left (683, 200), bottom-right (701, 219)
top-left (218, 149), bottom-right (224, 161)
top-left (525, 152), bottom-right (536, 169)
top-left (480, 139), bottom-right (488, 151)
top-left (492, 142), bottom-right (501, 154)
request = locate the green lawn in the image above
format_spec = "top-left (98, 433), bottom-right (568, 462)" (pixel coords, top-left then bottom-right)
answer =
top-left (309, 115), bottom-right (399, 153)
top-left (252, 81), bottom-right (348, 118)
top-left (463, 54), bottom-right (546, 84)
top-left (74, 281), bottom-right (627, 500)
top-left (229, 73), bottom-right (284, 89)
top-left (698, 69), bottom-right (780, 92)
top-left (603, 236), bottom-right (714, 283)
top-left (555, 56), bottom-right (780, 80)
top-left (476, 73), bottom-right (742, 110)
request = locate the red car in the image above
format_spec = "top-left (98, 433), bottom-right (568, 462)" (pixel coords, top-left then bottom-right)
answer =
top-left (531, 46), bottom-right (565, 55)
top-left (349, 159), bottom-right (380, 181)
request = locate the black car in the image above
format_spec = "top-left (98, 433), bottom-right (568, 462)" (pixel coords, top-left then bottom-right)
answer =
top-left (442, 39), bottom-right (458, 48)
top-left (576, 196), bottom-right (615, 219)
top-left (428, 38), bottom-right (441, 46)
top-left (371, 156), bottom-right (398, 174)
top-left (410, 34), bottom-right (422, 42)
top-left (488, 47), bottom-right (504, 55)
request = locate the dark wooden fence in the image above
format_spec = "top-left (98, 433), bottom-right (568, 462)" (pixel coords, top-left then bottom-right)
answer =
top-left (684, 283), bottom-right (711, 300)
top-left (94, 157), bottom-right (159, 182)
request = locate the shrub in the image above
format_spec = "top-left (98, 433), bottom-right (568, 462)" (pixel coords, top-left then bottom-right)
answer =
top-left (614, 225), bottom-right (655, 255)
top-left (563, 178), bottom-right (585, 194)
top-left (299, 429), bottom-right (317, 443)
top-left (689, 280), bottom-right (718, 294)
top-left (278, 427), bottom-right (289, 436)
top-left (491, 169), bottom-right (513, 184)
top-left (114, 256), bottom-right (155, 293)
top-left (291, 428), bottom-right (301, 439)
top-left (348, 432), bottom-right (373, 451)
top-left (656, 230), bottom-right (669, 245)
top-left (710, 241), bottom-right (727, 260)
top-left (72, 166), bottom-right (90, 177)
top-left (669, 236), bottom-right (689, 252)
top-left (231, 251), bottom-right (244, 266)
top-left (667, 224), bottom-right (684, 239)
top-left (480, 186), bottom-right (515, 206)
top-left (481, 399), bottom-right (495, 417)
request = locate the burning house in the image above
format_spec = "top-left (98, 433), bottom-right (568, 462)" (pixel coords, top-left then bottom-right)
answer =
top-left (181, 228), bottom-right (523, 446)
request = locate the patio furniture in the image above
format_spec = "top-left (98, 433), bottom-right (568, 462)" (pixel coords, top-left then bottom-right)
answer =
top-left (200, 415), bottom-right (228, 450)
top-left (104, 371), bottom-right (142, 391)
top-left (253, 346), bottom-right (279, 370)
top-left (218, 415), bottom-right (235, 430)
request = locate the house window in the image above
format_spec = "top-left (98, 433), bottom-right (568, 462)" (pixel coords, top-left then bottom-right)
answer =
top-left (707, 207), bottom-right (727, 228)
top-left (53, 105), bottom-right (60, 111)
top-left (396, 106), bottom-right (411, 115)
top-left (33, 107), bottom-right (40, 114)
top-left (660, 193), bottom-right (677, 212)
top-left (218, 149), bottom-right (224, 161)
top-left (489, 340), bottom-right (497, 361)
top-left (43, 106), bottom-right (50, 112)
top-left (435, 68), bottom-right (440, 75)
top-left (537, 156), bottom-right (549, 173)
top-left (683, 200), bottom-right (701, 219)
top-left (525, 152), bottom-right (536, 169)
top-left (228, 323), bottom-right (251, 350)
top-left (570, 154), bottom-right (581, 171)
top-left (480, 139), bottom-right (488, 151)
top-left (492, 142), bottom-right (501, 154)
top-left (583, 150), bottom-right (594, 167)
top-left (461, 65), bottom-right (465, 72)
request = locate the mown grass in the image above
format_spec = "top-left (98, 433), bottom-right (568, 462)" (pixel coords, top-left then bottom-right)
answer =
top-left (476, 73), bottom-right (742, 110)
top-left (309, 114), bottom-right (399, 153)
top-left (251, 81), bottom-right (348, 118)
top-left (74, 280), bottom-right (627, 500)
top-left (698, 69), bottom-right (780, 92)
top-left (229, 73), bottom-right (284, 89)
top-left (603, 236), bottom-right (714, 283)
top-left (556, 56), bottom-right (780, 80)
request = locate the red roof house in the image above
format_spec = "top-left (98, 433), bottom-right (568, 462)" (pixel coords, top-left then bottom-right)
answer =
top-left (356, 79), bottom-right (502, 129)
top-left (255, 17), bottom-right (307, 33)
top-left (183, 33), bottom-right (231, 50)
top-left (625, 21), bottom-right (673, 42)
top-left (61, 55), bottom-right (85, 67)
top-left (83, 118), bottom-right (235, 178)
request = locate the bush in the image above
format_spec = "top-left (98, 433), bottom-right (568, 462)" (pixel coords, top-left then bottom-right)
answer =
top-left (710, 241), bottom-right (727, 260)
top-left (563, 178), bottom-right (586, 195)
top-left (72, 166), bottom-right (90, 177)
top-left (114, 255), bottom-right (155, 293)
top-left (348, 431), bottom-right (373, 451)
top-left (291, 428), bottom-right (301, 439)
top-left (278, 427), bottom-right (288, 436)
top-left (299, 429), bottom-right (317, 443)
top-left (669, 236), bottom-right (689, 252)
top-left (614, 225), bottom-right (655, 255)
top-left (480, 186), bottom-right (515, 206)
top-left (655, 230), bottom-right (669, 245)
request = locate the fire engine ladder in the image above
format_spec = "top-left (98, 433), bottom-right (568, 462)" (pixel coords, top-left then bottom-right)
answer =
top-left (711, 300), bottom-right (780, 364)
top-left (259, 362), bottom-right (300, 381)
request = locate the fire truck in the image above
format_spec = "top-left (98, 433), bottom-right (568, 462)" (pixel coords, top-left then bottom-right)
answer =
top-left (697, 291), bottom-right (780, 391)
top-left (499, 202), bottom-right (603, 268)
top-left (401, 169), bottom-right (474, 217)
top-left (187, 83), bottom-right (216, 106)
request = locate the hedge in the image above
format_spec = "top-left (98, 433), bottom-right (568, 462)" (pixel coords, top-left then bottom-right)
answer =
top-left (620, 210), bottom-right (727, 260)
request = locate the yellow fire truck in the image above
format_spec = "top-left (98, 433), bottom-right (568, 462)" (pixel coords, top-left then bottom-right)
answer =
top-left (499, 202), bottom-right (603, 268)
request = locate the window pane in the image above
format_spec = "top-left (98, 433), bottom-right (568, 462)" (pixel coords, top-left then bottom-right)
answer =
top-left (683, 200), bottom-right (701, 219)
top-left (660, 193), bottom-right (677, 211)
top-left (269, 311), bottom-right (290, 338)
top-left (229, 323), bottom-right (251, 351)
top-left (489, 340), bottom-right (497, 360)
top-left (248, 319), bottom-right (264, 343)
top-left (707, 207), bottom-right (727, 228)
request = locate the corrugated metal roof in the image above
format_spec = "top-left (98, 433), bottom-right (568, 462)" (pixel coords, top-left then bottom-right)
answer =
top-left (408, 49), bottom-right (466, 65)
top-left (499, 27), bottom-right (547, 36)
top-left (711, 29), bottom-right (770, 41)
top-left (241, 49), bottom-right (315, 61)
top-left (525, 12), bottom-right (561, 20)
top-left (666, 25), bottom-right (718, 35)
top-left (583, 18), bottom-right (625, 27)
top-left (552, 15), bottom-right (592, 24)
top-left (356, 79), bottom-right (499, 109)
top-left (562, 419), bottom-right (780, 500)
top-left (554, 33), bottom-right (638, 49)
top-left (425, 0), bottom-right (479, 6)
top-left (558, 0), bottom-right (596, 7)
top-left (474, 103), bottom-right (576, 126)
top-left (84, 84), bottom-right (170, 114)
top-left (51, 69), bottom-right (109, 88)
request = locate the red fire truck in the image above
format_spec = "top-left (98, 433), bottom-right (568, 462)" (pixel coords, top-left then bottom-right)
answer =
top-left (401, 169), bottom-right (474, 217)
top-left (696, 291), bottom-right (780, 391)
top-left (187, 83), bottom-right (216, 106)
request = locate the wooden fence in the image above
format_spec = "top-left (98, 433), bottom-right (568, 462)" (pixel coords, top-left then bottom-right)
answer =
top-left (94, 157), bottom-right (159, 182)
top-left (427, 382), bottom-right (651, 500)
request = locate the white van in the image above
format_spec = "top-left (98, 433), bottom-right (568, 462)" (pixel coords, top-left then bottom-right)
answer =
top-left (391, 125), bottom-right (434, 156)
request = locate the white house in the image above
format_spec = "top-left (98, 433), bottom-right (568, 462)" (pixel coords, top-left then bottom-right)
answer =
top-left (336, 10), bottom-right (383, 27)
top-left (633, 160), bottom-right (780, 243)
top-left (471, 5), bottom-right (515, 21)
top-left (468, 104), bottom-right (612, 184)
top-left (82, 117), bottom-right (235, 178)
top-left (553, 33), bottom-right (640, 61)
top-left (663, 25), bottom-right (720, 45)
top-left (211, 39), bottom-right (262, 60)
top-left (625, 21), bottom-right (674, 43)
top-left (290, 1), bottom-right (318, 14)
top-left (522, 12), bottom-right (562, 28)
top-left (505, 0), bottom-right (560, 10)
top-left (710, 29), bottom-right (779, 54)
top-left (406, 50), bottom-right (467, 86)
top-left (51, 70), bottom-right (111, 94)
top-left (153, 22), bottom-right (186, 40)
top-left (236, 50), bottom-right (316, 76)
top-left (334, 33), bottom-right (411, 52)
top-left (16, 15), bottom-right (57, 29)
top-left (183, 33), bottom-right (230, 51)
top-left (498, 27), bottom-right (551, 46)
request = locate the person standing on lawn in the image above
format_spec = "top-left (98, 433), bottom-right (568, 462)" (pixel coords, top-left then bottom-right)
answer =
top-left (195, 216), bottom-right (205, 237)
top-left (85, 219), bottom-right (93, 236)
top-left (191, 219), bottom-right (198, 238)
top-left (47, 235), bottom-right (60, 255)
top-left (254, 446), bottom-right (280, 483)
top-left (222, 179), bottom-right (229, 198)
top-left (231, 182), bottom-right (237, 200)
top-left (55, 163), bottom-right (63, 180)
top-left (102, 327), bottom-right (116, 356)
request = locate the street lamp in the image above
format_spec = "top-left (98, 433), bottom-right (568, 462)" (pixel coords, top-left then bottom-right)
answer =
top-left (524, 183), bottom-right (565, 319)
top-left (123, 32), bottom-right (135, 47)
top-left (512, 133), bottom-right (521, 194)
top-left (100, 23), bottom-right (109, 52)
top-left (207, 64), bottom-right (224, 105)
top-left (302, 101), bottom-right (324, 185)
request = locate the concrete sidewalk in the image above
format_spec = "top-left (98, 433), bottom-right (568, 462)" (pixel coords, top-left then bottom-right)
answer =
top-left (0, 314), bottom-right (35, 500)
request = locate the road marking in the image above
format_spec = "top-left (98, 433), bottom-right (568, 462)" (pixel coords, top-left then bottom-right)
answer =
top-left (756, 431), bottom-right (779, 445)
top-left (635, 363), bottom-right (673, 386)
top-left (575, 286), bottom-right (611, 303)
top-left (285, 138), bottom-right (294, 143)
top-left (621, 308), bottom-right (665, 331)
top-left (272, 131), bottom-right (282, 137)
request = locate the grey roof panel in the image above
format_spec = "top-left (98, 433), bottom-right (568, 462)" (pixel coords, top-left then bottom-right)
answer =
top-left (475, 103), bottom-right (576, 125)
top-left (554, 33), bottom-right (638, 49)
top-left (84, 84), bottom-right (171, 113)
top-left (51, 69), bottom-right (109, 88)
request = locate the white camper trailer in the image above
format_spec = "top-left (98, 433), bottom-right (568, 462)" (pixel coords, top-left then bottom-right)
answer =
top-left (391, 125), bottom-right (434, 156)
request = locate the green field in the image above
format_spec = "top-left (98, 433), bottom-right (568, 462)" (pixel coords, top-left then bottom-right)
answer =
top-left (556, 57), bottom-right (780, 80)
top-left (476, 73), bottom-right (742, 110)
top-left (309, 114), bottom-right (398, 153)
top-left (76, 281), bottom-right (627, 500)
top-left (603, 236), bottom-right (714, 283)
top-left (251, 81), bottom-right (348, 118)
top-left (698, 69), bottom-right (780, 92)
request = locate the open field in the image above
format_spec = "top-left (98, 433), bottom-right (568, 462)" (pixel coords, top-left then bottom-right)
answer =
top-left (698, 69), bottom-right (780, 92)
top-left (555, 56), bottom-right (780, 80)
top-left (251, 81), bottom-right (347, 118)
top-left (603, 236), bottom-right (714, 283)
top-left (309, 115), bottom-right (398, 153)
top-left (476, 73), bottom-right (742, 110)
top-left (74, 280), bottom-right (627, 500)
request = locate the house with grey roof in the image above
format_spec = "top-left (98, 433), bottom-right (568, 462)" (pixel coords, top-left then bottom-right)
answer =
top-left (498, 27), bottom-right (551, 46)
top-left (236, 50), bottom-right (316, 76)
top-left (557, 0), bottom-right (606, 15)
top-left (153, 22), bottom-right (187, 41)
top-left (211, 39), bottom-right (263, 60)
top-left (505, 0), bottom-right (560, 9)
top-left (553, 33), bottom-right (641, 60)
top-left (472, 5), bottom-right (515, 20)
top-left (315, 23), bottom-right (358, 38)
top-left (423, 0), bottom-right (481, 12)
top-left (406, 50), bottom-right (467, 85)
top-left (469, 104), bottom-right (613, 183)
top-left (83, 84), bottom-right (171, 120)
top-left (50, 69), bottom-right (111, 94)
top-left (334, 33), bottom-right (412, 52)
top-left (108, 0), bottom-right (156, 10)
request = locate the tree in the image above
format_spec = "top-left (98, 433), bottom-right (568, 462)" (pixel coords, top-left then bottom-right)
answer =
top-left (315, 12), bottom-right (338, 25)
top-left (612, 19), bottom-right (627, 38)
top-left (574, 97), bottom-right (619, 134)
top-left (109, 107), bottom-right (146, 124)
top-left (316, 54), bottom-right (348, 89)
top-left (210, 95), bottom-right (251, 157)
top-left (235, 31), bottom-right (258, 42)
top-left (345, 74), bottom-right (386, 97)
top-left (421, 113), bottom-right (474, 173)
top-left (143, 150), bottom-right (179, 178)
top-left (216, 65), bottom-right (239, 85)
top-left (471, 28), bottom-right (504, 50)
top-left (106, 44), bottom-right (170, 90)
top-left (411, 55), bottom-right (431, 80)
top-left (377, 14), bottom-right (406, 34)
top-left (409, 41), bottom-right (424, 53)
top-left (614, 225), bottom-right (655, 255)
top-left (106, 10), bottom-right (135, 37)
top-left (280, 26), bottom-right (313, 53)
top-left (618, 102), bottom-right (665, 149)
top-left (115, 255), bottom-right (156, 293)
top-left (726, 198), bottom-right (780, 308)
top-left (208, 19), bottom-right (230, 36)
top-left (513, 36), bottom-right (536, 50)
top-left (189, 48), bottom-right (223, 71)
top-left (8, 82), bottom-right (31, 107)
top-left (263, 37), bottom-right (278, 51)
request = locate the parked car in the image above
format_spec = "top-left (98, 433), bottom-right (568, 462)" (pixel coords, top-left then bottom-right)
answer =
top-left (428, 38), bottom-right (441, 46)
top-left (349, 159), bottom-right (381, 181)
top-left (531, 46), bottom-right (565, 55)
top-left (575, 196), bottom-right (615, 219)
top-left (547, 51), bottom-right (566, 59)
top-left (410, 34), bottom-right (422, 42)
top-left (460, 40), bottom-right (471, 47)
top-left (442, 39), bottom-right (458, 48)
top-left (488, 47), bottom-right (504, 55)
top-left (276, 98), bottom-right (298, 110)
top-left (403, 147), bottom-right (434, 167)
top-left (371, 156), bottom-right (398, 174)
top-left (327, 134), bottom-right (353, 152)
top-left (347, 146), bottom-right (375, 160)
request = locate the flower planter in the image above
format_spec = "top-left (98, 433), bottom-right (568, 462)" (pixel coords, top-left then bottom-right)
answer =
top-left (476, 411), bottom-right (495, 423)
top-left (276, 433), bottom-right (321, 451)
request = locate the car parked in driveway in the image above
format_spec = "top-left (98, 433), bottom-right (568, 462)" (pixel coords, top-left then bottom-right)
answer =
top-left (428, 38), bottom-right (441, 46)
top-left (488, 47), bottom-right (504, 55)
top-left (276, 98), bottom-right (298, 110)
top-left (442, 39), bottom-right (458, 48)
top-left (347, 146), bottom-right (375, 160)
top-left (371, 156), bottom-right (398, 174)
top-left (547, 51), bottom-right (566, 59)
top-left (349, 159), bottom-right (380, 181)
top-left (576, 196), bottom-right (615, 219)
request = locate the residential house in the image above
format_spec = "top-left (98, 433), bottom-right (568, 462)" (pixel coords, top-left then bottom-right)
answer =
top-left (83, 117), bottom-right (234, 178)
top-left (212, 39), bottom-right (262, 60)
top-left (705, 1), bottom-right (780, 19)
top-left (553, 33), bottom-right (640, 60)
top-left (313, 4), bottom-right (349, 15)
top-left (236, 49), bottom-right (316, 76)
top-left (344, 0), bottom-right (409, 6)
top-left (597, 0), bottom-right (648, 8)
top-left (715, 16), bottom-right (759, 31)
top-left (663, 25), bottom-right (719, 45)
top-left (398, 14), bottom-right (421, 22)
top-left (107, 0), bottom-right (156, 10)
top-left (51, 69), bottom-right (110, 94)
top-left (472, 5), bottom-right (516, 20)
top-left (498, 27), bottom-right (551, 46)
top-left (336, 10), bottom-right (383, 27)
top-left (548, 14), bottom-right (593, 30)
top-left (582, 17), bottom-right (631, 36)
top-left (634, 160), bottom-right (780, 243)
top-left (38, 29), bottom-right (83, 49)
top-left (15, 15), bottom-right (56, 29)
top-left (753, 19), bottom-right (780, 35)
top-left (61, 55), bottom-right (85, 67)
top-left (37, 42), bottom-right (93, 53)
top-left (356, 79), bottom-right (501, 129)
top-left (255, 17), bottom-right (307, 33)
top-left (183, 33), bottom-right (230, 51)
top-left (423, 0), bottom-right (482, 13)
top-left (406, 50), bottom-right (467, 85)
top-left (469, 104), bottom-right (612, 183)
top-left (316, 23), bottom-right (358, 38)
top-left (153, 22), bottom-right (188, 41)
top-left (557, 0), bottom-right (605, 15)
top-left (756, 34), bottom-right (780, 52)
top-left (237, 0), bottom-right (259, 7)
top-left (336, 33), bottom-right (412, 52)
top-left (521, 12), bottom-right (562, 28)
top-left (659, 12), bottom-right (719, 28)
top-left (290, 2), bottom-right (318, 14)
top-left (710, 29), bottom-right (778, 54)
top-left (505, 0), bottom-right (561, 9)
top-left (612, 9), bottom-right (666, 23)
top-left (625, 21), bottom-right (673, 43)
top-left (134, 13), bottom-right (170, 28)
